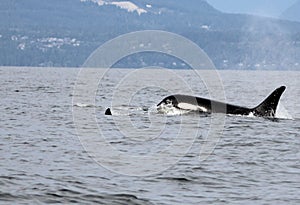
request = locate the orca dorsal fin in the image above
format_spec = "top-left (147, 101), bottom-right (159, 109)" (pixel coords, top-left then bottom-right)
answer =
top-left (253, 86), bottom-right (286, 117)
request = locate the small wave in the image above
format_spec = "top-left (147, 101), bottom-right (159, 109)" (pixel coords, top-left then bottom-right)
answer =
top-left (73, 103), bottom-right (95, 108)
top-left (158, 177), bottom-right (192, 182)
top-left (0, 192), bottom-right (16, 201)
top-left (0, 191), bottom-right (154, 205)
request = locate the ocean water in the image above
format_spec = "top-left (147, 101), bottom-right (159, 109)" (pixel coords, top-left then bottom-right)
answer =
top-left (1, 67), bottom-right (300, 204)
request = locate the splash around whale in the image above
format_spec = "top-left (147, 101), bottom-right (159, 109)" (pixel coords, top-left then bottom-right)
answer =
top-left (105, 86), bottom-right (286, 118)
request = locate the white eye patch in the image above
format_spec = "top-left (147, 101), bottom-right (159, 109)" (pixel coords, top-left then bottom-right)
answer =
top-left (177, 103), bottom-right (208, 112)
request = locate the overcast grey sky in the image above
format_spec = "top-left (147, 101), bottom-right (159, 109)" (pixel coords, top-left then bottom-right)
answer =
top-left (206, 0), bottom-right (298, 18)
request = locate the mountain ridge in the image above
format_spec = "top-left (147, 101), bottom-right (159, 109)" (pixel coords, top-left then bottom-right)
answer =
top-left (281, 0), bottom-right (300, 22)
top-left (1, 0), bottom-right (300, 69)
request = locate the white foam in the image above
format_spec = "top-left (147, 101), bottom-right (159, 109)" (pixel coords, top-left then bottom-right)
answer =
top-left (157, 104), bottom-right (190, 116)
top-left (275, 103), bottom-right (293, 120)
top-left (74, 103), bottom-right (94, 108)
top-left (247, 112), bottom-right (255, 118)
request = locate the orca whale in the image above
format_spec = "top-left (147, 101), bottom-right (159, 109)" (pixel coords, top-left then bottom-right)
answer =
top-left (157, 86), bottom-right (286, 118)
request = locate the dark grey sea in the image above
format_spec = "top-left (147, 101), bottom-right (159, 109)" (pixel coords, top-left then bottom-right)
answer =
top-left (1, 67), bottom-right (299, 204)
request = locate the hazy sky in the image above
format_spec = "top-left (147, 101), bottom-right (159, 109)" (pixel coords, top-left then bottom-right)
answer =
top-left (206, 0), bottom-right (298, 18)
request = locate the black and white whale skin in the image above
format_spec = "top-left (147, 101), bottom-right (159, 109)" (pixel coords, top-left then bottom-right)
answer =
top-left (157, 86), bottom-right (286, 118)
